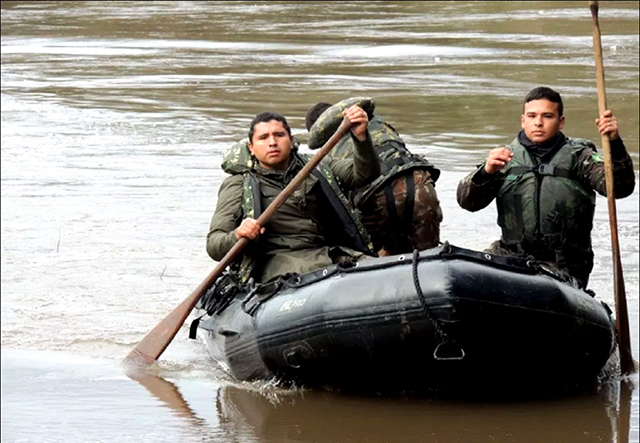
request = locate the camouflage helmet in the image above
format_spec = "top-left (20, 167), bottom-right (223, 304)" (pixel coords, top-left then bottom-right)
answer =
top-left (307, 97), bottom-right (375, 150)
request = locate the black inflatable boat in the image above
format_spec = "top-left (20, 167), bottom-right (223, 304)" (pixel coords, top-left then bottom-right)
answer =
top-left (194, 243), bottom-right (617, 396)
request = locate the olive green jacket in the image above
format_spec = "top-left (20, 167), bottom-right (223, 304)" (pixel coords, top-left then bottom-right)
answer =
top-left (206, 134), bottom-right (379, 283)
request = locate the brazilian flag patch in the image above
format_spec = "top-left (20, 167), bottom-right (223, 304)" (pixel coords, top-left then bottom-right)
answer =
top-left (591, 152), bottom-right (604, 163)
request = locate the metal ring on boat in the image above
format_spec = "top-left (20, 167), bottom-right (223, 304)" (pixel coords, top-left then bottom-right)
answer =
top-left (295, 276), bottom-right (302, 284)
top-left (283, 342), bottom-right (315, 368)
top-left (484, 253), bottom-right (492, 260)
top-left (322, 269), bottom-right (328, 276)
top-left (284, 350), bottom-right (301, 368)
top-left (398, 255), bottom-right (405, 261)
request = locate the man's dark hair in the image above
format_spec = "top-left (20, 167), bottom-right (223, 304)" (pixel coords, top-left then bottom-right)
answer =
top-left (523, 86), bottom-right (564, 116)
top-left (248, 111), bottom-right (291, 142)
top-left (305, 102), bottom-right (332, 131)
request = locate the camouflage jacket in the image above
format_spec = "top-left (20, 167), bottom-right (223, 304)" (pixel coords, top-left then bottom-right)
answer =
top-left (457, 134), bottom-right (635, 277)
top-left (311, 114), bottom-right (440, 207)
top-left (206, 136), bottom-right (378, 283)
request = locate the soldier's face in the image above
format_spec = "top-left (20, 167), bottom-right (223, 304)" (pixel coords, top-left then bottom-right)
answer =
top-left (521, 99), bottom-right (565, 145)
top-left (248, 120), bottom-right (293, 170)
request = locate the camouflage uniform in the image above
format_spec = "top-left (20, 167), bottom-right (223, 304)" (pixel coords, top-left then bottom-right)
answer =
top-left (359, 169), bottom-right (442, 254)
top-left (307, 97), bottom-right (375, 150)
top-left (206, 135), bottom-right (379, 283)
top-left (457, 134), bottom-right (636, 288)
top-left (309, 106), bottom-right (442, 255)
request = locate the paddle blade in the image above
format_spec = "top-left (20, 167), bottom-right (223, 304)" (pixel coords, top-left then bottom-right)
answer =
top-left (121, 117), bottom-right (353, 370)
top-left (123, 294), bottom-right (198, 368)
top-left (122, 239), bottom-right (248, 369)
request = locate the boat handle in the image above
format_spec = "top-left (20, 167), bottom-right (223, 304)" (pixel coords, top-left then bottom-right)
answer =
top-left (433, 341), bottom-right (465, 361)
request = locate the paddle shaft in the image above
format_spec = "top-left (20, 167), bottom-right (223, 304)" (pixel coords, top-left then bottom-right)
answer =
top-left (123, 117), bottom-right (353, 367)
top-left (589, 1), bottom-right (635, 375)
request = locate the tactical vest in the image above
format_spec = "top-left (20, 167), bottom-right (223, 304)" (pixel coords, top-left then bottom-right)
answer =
top-left (221, 139), bottom-right (374, 282)
top-left (321, 116), bottom-right (440, 207)
top-left (496, 137), bottom-right (596, 269)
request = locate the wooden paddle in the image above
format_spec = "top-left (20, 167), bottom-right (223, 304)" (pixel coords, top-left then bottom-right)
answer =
top-left (123, 117), bottom-right (353, 369)
top-left (589, 1), bottom-right (635, 375)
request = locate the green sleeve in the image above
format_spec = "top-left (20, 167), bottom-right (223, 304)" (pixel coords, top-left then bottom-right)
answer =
top-left (456, 164), bottom-right (505, 212)
top-left (577, 139), bottom-right (636, 198)
top-left (327, 132), bottom-right (381, 189)
top-left (206, 175), bottom-right (244, 261)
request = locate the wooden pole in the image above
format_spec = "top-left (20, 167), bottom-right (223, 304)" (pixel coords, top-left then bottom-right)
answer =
top-left (589, 0), bottom-right (635, 375)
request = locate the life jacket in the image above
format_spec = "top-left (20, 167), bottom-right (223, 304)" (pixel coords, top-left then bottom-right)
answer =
top-left (496, 137), bottom-right (596, 271)
top-left (221, 139), bottom-right (374, 282)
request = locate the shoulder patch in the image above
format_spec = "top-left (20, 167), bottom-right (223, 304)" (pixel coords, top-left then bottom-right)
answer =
top-left (591, 152), bottom-right (604, 163)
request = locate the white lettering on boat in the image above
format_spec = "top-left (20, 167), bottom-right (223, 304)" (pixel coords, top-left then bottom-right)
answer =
top-left (279, 298), bottom-right (307, 312)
